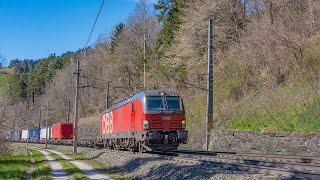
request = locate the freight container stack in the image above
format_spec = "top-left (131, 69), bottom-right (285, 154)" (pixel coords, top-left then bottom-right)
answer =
top-left (29, 128), bottom-right (40, 142)
top-left (10, 131), bottom-right (21, 142)
top-left (40, 126), bottom-right (51, 140)
top-left (4, 131), bottom-right (11, 141)
top-left (21, 130), bottom-right (29, 141)
top-left (51, 123), bottom-right (73, 139)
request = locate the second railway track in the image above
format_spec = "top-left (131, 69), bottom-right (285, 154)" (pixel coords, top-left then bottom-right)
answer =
top-left (150, 150), bottom-right (320, 179)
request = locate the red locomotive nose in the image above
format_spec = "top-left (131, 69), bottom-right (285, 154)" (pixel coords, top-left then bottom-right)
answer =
top-left (144, 114), bottom-right (185, 131)
top-left (162, 116), bottom-right (171, 131)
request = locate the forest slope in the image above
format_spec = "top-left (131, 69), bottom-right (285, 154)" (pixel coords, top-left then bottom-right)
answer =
top-left (163, 0), bottom-right (320, 141)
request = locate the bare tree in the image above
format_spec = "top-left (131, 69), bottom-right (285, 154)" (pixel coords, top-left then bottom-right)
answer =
top-left (0, 51), bottom-right (6, 69)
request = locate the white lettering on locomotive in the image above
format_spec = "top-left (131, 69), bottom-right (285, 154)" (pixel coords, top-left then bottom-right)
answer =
top-left (107, 112), bottom-right (113, 134)
top-left (102, 112), bottom-right (113, 135)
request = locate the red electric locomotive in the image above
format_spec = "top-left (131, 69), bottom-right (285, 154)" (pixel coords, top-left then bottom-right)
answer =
top-left (98, 89), bottom-right (188, 152)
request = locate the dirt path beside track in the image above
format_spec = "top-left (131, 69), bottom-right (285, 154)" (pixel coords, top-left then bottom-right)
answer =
top-left (46, 149), bottom-right (109, 180)
top-left (35, 149), bottom-right (70, 180)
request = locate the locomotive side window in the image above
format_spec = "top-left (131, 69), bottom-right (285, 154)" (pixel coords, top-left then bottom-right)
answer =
top-left (165, 96), bottom-right (181, 110)
top-left (147, 96), bottom-right (164, 111)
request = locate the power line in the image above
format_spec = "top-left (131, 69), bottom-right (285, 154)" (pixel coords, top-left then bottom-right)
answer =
top-left (163, 73), bottom-right (209, 91)
top-left (79, 74), bottom-right (111, 83)
top-left (85, 0), bottom-right (105, 48)
top-left (73, 0), bottom-right (105, 155)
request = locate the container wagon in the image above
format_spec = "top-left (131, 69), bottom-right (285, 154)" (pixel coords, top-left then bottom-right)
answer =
top-left (29, 128), bottom-right (40, 142)
top-left (40, 126), bottom-right (51, 141)
top-left (51, 123), bottom-right (73, 140)
top-left (11, 131), bottom-right (21, 142)
top-left (4, 131), bottom-right (11, 141)
top-left (21, 130), bottom-right (29, 141)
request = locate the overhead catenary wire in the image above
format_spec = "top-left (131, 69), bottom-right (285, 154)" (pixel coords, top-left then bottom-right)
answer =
top-left (84, 0), bottom-right (105, 48)
top-left (163, 73), bottom-right (209, 91)
top-left (73, 0), bottom-right (105, 155)
top-left (79, 74), bottom-right (112, 83)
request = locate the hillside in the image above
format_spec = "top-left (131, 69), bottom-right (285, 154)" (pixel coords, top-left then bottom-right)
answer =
top-left (2, 0), bottom-right (320, 149)
top-left (0, 68), bottom-right (13, 91)
top-left (163, 0), bottom-right (320, 141)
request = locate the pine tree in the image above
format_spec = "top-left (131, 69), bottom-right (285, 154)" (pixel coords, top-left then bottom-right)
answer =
top-left (155, 0), bottom-right (189, 57)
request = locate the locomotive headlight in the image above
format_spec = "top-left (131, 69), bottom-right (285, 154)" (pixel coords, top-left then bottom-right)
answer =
top-left (143, 120), bottom-right (149, 129)
top-left (182, 120), bottom-right (186, 128)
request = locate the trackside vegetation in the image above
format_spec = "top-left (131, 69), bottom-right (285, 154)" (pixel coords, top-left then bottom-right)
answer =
top-left (0, 155), bottom-right (30, 179)
top-left (0, 149), bottom-right (51, 179)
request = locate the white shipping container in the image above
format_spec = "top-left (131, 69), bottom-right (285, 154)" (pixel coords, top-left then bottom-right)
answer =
top-left (21, 130), bottom-right (29, 140)
top-left (40, 127), bottom-right (51, 140)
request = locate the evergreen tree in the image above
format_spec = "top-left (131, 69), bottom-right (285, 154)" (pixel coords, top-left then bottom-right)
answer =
top-left (110, 23), bottom-right (124, 52)
top-left (155, 0), bottom-right (189, 57)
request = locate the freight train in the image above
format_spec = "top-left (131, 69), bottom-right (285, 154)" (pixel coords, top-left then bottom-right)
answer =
top-left (8, 123), bottom-right (74, 143)
top-left (7, 89), bottom-right (188, 152)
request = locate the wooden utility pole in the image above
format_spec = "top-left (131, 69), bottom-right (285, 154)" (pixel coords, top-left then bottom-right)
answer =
top-left (26, 92), bottom-right (35, 155)
top-left (67, 100), bottom-right (71, 123)
top-left (73, 60), bottom-right (80, 154)
top-left (26, 105), bottom-right (30, 155)
top-left (143, 33), bottom-right (146, 88)
top-left (143, 2), bottom-right (147, 88)
top-left (38, 109), bottom-right (42, 129)
top-left (45, 100), bottom-right (49, 149)
top-left (206, 19), bottom-right (214, 151)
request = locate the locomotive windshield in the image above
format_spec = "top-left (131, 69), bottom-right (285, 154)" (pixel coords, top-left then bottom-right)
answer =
top-left (166, 96), bottom-right (181, 110)
top-left (147, 96), bottom-right (164, 111)
top-left (146, 96), bottom-right (181, 111)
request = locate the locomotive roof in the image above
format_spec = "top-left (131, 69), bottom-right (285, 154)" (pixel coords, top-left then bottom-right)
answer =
top-left (140, 89), bottom-right (180, 97)
top-left (102, 89), bottom-right (180, 114)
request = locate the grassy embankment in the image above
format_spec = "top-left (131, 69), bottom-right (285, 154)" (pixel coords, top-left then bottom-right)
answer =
top-left (0, 154), bottom-right (30, 179)
top-left (182, 34), bottom-right (320, 134)
top-left (0, 148), bottom-right (51, 179)
top-left (226, 35), bottom-right (320, 133)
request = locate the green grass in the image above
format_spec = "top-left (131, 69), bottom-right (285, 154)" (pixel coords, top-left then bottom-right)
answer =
top-left (209, 33), bottom-right (320, 133)
top-left (31, 149), bottom-right (51, 180)
top-left (0, 155), bottom-right (30, 179)
top-left (49, 153), bottom-right (88, 180)
top-left (227, 87), bottom-right (320, 133)
top-left (0, 74), bottom-right (10, 91)
top-left (0, 68), bottom-right (12, 91)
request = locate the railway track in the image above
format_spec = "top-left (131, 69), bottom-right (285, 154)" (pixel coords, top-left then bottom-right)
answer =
top-left (152, 150), bottom-right (320, 179)
top-left (221, 152), bottom-right (320, 164)
top-left (15, 142), bottom-right (320, 179)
